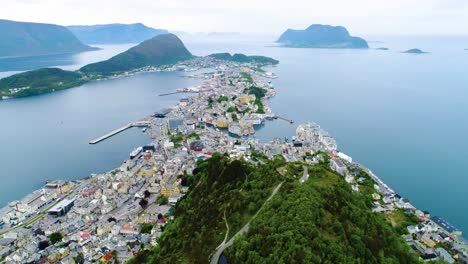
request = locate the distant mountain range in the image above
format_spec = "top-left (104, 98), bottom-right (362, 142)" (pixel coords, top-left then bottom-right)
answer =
top-left (67, 23), bottom-right (168, 44)
top-left (277, 24), bottom-right (368, 49)
top-left (0, 19), bottom-right (97, 58)
top-left (80, 33), bottom-right (193, 75)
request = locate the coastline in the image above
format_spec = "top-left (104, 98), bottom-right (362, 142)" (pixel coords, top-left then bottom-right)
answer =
top-left (1, 57), bottom-right (466, 263)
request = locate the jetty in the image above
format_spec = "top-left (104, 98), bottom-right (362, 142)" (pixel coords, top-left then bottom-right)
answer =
top-left (89, 121), bottom-right (150, 144)
top-left (158, 91), bottom-right (200, 96)
top-left (275, 115), bottom-right (294, 124)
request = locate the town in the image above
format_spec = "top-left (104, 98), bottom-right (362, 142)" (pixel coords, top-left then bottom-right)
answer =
top-left (1, 57), bottom-right (467, 264)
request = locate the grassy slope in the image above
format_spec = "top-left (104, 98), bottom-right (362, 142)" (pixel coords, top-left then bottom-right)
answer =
top-left (225, 163), bottom-right (419, 263)
top-left (128, 155), bottom-right (418, 264)
top-left (80, 34), bottom-right (193, 75)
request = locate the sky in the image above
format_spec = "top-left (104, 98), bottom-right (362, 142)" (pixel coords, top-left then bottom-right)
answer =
top-left (1, 0), bottom-right (468, 36)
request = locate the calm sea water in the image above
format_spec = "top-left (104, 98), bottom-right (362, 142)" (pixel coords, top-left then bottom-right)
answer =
top-left (0, 35), bottom-right (467, 234)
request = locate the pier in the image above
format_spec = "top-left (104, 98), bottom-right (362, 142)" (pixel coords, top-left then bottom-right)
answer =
top-left (158, 91), bottom-right (200, 96)
top-left (89, 121), bottom-right (150, 144)
top-left (274, 115), bottom-right (294, 124)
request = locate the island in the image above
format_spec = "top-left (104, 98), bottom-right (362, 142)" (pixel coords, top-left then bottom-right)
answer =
top-left (0, 19), bottom-right (97, 58)
top-left (0, 34), bottom-right (279, 99)
top-left (376, 47), bottom-right (389, 50)
top-left (277, 24), bottom-right (369, 49)
top-left (403, 48), bottom-right (428, 54)
top-left (208, 53), bottom-right (279, 65)
top-left (67, 23), bottom-right (168, 44)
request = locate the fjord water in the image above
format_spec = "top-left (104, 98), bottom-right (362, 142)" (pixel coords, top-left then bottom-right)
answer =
top-left (1, 36), bottom-right (468, 235)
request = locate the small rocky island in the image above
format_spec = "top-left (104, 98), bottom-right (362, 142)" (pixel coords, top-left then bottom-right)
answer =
top-left (277, 24), bottom-right (368, 49)
top-left (403, 48), bottom-right (428, 54)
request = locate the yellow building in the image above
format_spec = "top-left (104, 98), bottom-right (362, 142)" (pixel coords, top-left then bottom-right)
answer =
top-left (138, 167), bottom-right (154, 177)
top-left (216, 119), bottom-right (229, 128)
top-left (421, 235), bottom-right (436, 248)
top-left (238, 95), bottom-right (255, 104)
top-left (161, 185), bottom-right (181, 197)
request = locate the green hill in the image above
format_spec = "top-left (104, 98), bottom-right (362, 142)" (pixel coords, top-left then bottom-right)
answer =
top-left (127, 154), bottom-right (418, 264)
top-left (80, 33), bottom-right (193, 75)
top-left (0, 19), bottom-right (97, 58)
top-left (208, 53), bottom-right (279, 65)
top-left (225, 166), bottom-right (418, 263)
top-left (0, 68), bottom-right (85, 98)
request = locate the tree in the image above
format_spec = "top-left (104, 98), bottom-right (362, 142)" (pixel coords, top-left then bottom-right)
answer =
top-left (231, 113), bottom-right (238, 122)
top-left (181, 177), bottom-right (188, 187)
top-left (139, 199), bottom-right (149, 208)
top-left (144, 190), bottom-right (151, 198)
top-left (157, 195), bottom-right (168, 205)
top-left (48, 232), bottom-right (63, 245)
top-left (38, 240), bottom-right (50, 250)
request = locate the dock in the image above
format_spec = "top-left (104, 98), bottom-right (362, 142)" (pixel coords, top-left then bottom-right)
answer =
top-left (89, 121), bottom-right (150, 144)
top-left (274, 115), bottom-right (294, 124)
top-left (158, 91), bottom-right (200, 96)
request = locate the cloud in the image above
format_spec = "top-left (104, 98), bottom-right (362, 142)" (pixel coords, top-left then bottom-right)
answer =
top-left (0, 0), bottom-right (467, 35)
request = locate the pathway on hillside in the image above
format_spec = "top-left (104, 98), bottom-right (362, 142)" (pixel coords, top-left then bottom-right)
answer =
top-left (210, 182), bottom-right (283, 264)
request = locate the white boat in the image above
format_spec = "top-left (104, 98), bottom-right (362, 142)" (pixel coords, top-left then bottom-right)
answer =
top-left (130, 147), bottom-right (143, 159)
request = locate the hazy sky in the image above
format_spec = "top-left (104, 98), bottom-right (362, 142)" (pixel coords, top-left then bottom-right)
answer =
top-left (2, 0), bottom-right (468, 36)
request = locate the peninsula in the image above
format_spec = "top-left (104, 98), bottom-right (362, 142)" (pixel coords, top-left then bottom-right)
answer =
top-left (0, 34), bottom-right (279, 100)
top-left (0, 19), bottom-right (97, 58)
top-left (67, 23), bottom-right (168, 44)
top-left (277, 24), bottom-right (369, 49)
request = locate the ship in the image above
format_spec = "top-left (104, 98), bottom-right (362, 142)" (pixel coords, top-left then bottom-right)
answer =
top-left (130, 147), bottom-right (143, 159)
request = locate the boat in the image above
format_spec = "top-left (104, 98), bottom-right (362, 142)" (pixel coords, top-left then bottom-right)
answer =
top-left (130, 147), bottom-right (143, 159)
top-left (141, 128), bottom-right (147, 133)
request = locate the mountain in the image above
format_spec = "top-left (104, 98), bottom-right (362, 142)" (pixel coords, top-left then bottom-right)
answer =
top-left (80, 34), bottom-right (193, 75)
top-left (0, 19), bottom-right (96, 58)
top-left (277, 24), bottom-right (369, 49)
top-left (126, 154), bottom-right (418, 263)
top-left (67, 23), bottom-right (168, 44)
top-left (208, 53), bottom-right (279, 65)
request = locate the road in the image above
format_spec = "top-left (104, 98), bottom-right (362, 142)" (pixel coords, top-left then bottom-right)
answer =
top-left (299, 165), bottom-right (309, 183)
top-left (210, 182), bottom-right (283, 264)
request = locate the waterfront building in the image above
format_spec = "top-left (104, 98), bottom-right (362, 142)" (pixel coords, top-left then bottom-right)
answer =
top-left (432, 216), bottom-right (462, 236)
top-left (48, 199), bottom-right (75, 217)
top-left (330, 158), bottom-right (348, 176)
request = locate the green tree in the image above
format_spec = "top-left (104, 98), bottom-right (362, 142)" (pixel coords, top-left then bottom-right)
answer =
top-left (48, 232), bottom-right (63, 245)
